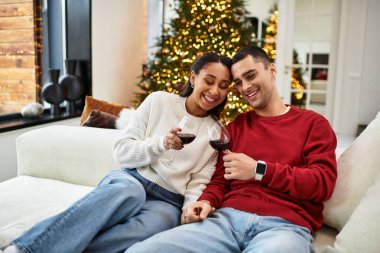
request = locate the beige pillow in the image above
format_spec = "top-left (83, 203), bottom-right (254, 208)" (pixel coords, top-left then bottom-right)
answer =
top-left (323, 175), bottom-right (380, 253)
top-left (323, 112), bottom-right (380, 231)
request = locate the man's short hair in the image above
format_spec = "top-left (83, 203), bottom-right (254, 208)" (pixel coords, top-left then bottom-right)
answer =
top-left (232, 46), bottom-right (271, 69)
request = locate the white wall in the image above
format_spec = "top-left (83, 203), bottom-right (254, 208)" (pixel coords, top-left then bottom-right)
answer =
top-left (333, 0), bottom-right (380, 134)
top-left (358, 0), bottom-right (380, 125)
top-left (245, 0), bottom-right (277, 18)
top-left (147, 0), bottom-right (164, 60)
top-left (91, 0), bottom-right (148, 107)
top-left (0, 118), bottom-right (79, 182)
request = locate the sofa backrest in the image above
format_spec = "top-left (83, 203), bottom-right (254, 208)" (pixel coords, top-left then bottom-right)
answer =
top-left (323, 111), bottom-right (380, 230)
top-left (322, 112), bottom-right (380, 253)
top-left (16, 125), bottom-right (122, 186)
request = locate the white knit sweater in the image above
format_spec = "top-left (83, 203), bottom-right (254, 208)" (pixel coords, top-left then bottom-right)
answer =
top-left (113, 91), bottom-right (220, 207)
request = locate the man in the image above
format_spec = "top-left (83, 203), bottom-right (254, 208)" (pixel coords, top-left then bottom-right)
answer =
top-left (126, 46), bottom-right (337, 253)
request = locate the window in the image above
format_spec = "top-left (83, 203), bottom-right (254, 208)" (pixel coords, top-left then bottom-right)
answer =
top-left (0, 0), bottom-right (42, 115)
top-left (0, 0), bottom-right (91, 121)
top-left (246, 0), bottom-right (278, 57)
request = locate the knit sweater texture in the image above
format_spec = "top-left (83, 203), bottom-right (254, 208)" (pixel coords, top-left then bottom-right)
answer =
top-left (113, 91), bottom-right (219, 207)
top-left (198, 106), bottom-right (337, 232)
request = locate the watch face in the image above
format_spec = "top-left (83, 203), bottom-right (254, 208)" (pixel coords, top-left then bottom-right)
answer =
top-left (256, 162), bottom-right (266, 174)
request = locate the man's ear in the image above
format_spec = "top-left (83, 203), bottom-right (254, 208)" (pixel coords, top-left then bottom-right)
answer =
top-left (270, 63), bottom-right (276, 78)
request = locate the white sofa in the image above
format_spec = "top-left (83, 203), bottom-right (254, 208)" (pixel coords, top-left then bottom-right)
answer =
top-left (1, 112), bottom-right (380, 252)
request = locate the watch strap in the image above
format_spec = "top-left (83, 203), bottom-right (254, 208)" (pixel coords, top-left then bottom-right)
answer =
top-left (255, 160), bottom-right (267, 181)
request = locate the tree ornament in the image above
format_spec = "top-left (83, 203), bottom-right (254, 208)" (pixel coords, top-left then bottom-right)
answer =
top-left (134, 0), bottom-right (254, 123)
top-left (143, 81), bottom-right (150, 89)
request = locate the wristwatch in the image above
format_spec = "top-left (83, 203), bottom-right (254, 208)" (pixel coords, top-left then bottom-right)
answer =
top-left (255, 160), bottom-right (267, 181)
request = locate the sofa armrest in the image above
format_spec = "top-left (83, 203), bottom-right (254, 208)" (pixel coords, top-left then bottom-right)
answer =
top-left (16, 125), bottom-right (122, 186)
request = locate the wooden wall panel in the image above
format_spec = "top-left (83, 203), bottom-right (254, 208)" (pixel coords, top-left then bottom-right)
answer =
top-left (0, 0), bottom-right (31, 4)
top-left (0, 68), bottom-right (35, 80)
top-left (0, 0), bottom-right (38, 115)
top-left (0, 55), bottom-right (35, 68)
top-left (0, 29), bottom-right (34, 42)
top-left (0, 16), bottom-right (33, 29)
top-left (0, 42), bottom-right (35, 55)
top-left (0, 2), bottom-right (33, 17)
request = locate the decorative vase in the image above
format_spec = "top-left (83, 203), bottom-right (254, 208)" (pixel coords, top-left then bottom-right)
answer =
top-left (59, 59), bottom-right (85, 115)
top-left (41, 69), bottom-right (66, 116)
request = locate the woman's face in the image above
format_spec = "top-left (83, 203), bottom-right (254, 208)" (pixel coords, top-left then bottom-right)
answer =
top-left (187, 62), bottom-right (231, 117)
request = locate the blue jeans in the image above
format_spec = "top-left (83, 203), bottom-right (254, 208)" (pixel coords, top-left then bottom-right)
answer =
top-left (126, 207), bottom-right (315, 253)
top-left (13, 169), bottom-right (183, 253)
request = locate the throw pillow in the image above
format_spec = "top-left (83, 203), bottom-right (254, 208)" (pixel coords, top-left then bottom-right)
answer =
top-left (323, 112), bottom-right (380, 231)
top-left (80, 96), bottom-right (129, 125)
top-left (81, 109), bottom-right (118, 129)
top-left (323, 174), bottom-right (380, 253)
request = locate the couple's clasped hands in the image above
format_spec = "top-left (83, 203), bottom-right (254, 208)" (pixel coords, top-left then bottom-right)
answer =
top-left (181, 150), bottom-right (258, 225)
top-left (181, 200), bottom-right (214, 224)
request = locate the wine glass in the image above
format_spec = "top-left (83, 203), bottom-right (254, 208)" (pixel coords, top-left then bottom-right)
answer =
top-left (177, 116), bottom-right (196, 145)
top-left (208, 121), bottom-right (230, 152)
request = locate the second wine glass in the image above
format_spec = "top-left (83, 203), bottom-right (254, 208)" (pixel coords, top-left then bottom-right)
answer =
top-left (208, 121), bottom-right (230, 152)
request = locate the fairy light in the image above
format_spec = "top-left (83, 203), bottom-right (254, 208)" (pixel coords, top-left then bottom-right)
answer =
top-left (262, 5), bottom-right (305, 105)
top-left (135, 0), bottom-right (255, 122)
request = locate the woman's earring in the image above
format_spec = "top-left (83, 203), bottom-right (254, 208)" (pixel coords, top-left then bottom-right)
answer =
top-left (191, 82), bottom-right (194, 88)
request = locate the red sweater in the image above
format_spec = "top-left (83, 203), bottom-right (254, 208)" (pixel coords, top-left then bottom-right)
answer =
top-left (198, 106), bottom-right (337, 233)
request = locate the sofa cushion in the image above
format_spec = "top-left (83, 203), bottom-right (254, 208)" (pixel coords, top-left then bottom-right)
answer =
top-left (16, 126), bottom-right (121, 187)
top-left (323, 175), bottom-right (380, 253)
top-left (323, 112), bottom-right (380, 231)
top-left (80, 96), bottom-right (129, 125)
top-left (0, 176), bottom-right (92, 248)
top-left (81, 109), bottom-right (118, 129)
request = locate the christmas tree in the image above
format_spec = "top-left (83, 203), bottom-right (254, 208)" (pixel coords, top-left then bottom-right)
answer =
top-left (261, 5), bottom-right (278, 62)
top-left (135, 0), bottom-right (254, 123)
top-left (290, 50), bottom-right (306, 106)
top-left (261, 5), bottom-right (306, 106)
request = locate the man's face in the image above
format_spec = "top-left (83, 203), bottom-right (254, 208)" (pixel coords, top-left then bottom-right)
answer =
top-left (231, 56), bottom-right (276, 109)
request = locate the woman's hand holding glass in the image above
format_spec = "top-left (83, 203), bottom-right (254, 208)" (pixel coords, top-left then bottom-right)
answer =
top-left (163, 116), bottom-right (196, 150)
top-left (163, 127), bottom-right (184, 150)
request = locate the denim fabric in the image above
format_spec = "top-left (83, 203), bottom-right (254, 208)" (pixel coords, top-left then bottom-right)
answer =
top-left (126, 207), bottom-right (315, 253)
top-left (13, 169), bottom-right (183, 253)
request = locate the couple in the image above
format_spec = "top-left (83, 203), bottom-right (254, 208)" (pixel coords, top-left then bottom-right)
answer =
top-left (5, 46), bottom-right (337, 253)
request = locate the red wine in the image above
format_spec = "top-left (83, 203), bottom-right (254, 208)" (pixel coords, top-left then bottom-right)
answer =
top-left (177, 133), bottom-right (196, 144)
top-left (209, 139), bottom-right (230, 151)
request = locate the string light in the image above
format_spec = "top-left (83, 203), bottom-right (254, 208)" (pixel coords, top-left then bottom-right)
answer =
top-left (135, 0), bottom-right (255, 123)
top-left (262, 5), bottom-right (305, 105)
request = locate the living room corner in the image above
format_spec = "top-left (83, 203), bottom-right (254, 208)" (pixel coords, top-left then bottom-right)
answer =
top-left (1, 0), bottom-right (380, 252)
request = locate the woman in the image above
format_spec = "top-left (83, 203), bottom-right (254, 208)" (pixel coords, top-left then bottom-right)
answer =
top-left (5, 52), bottom-right (232, 253)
